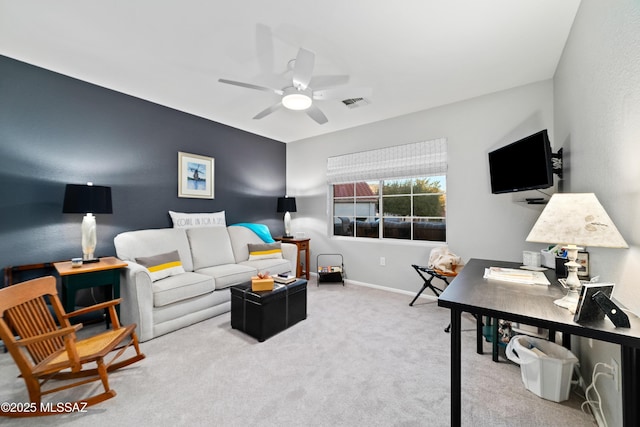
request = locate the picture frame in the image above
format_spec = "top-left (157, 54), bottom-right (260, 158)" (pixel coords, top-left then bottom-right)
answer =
top-left (178, 152), bottom-right (214, 199)
top-left (573, 283), bottom-right (614, 323)
top-left (577, 251), bottom-right (589, 278)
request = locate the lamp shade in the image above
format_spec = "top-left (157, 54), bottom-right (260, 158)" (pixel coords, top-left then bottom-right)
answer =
top-left (526, 193), bottom-right (627, 248)
top-left (277, 197), bottom-right (297, 213)
top-left (63, 184), bottom-right (113, 214)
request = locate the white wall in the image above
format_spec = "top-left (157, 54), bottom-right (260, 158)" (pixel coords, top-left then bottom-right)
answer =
top-left (287, 80), bottom-right (555, 294)
top-left (554, 1), bottom-right (640, 425)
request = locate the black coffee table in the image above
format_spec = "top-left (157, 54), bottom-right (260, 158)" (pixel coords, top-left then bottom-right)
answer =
top-left (230, 279), bottom-right (307, 342)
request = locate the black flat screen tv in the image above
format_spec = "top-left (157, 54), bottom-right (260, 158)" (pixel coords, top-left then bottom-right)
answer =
top-left (488, 129), bottom-right (553, 194)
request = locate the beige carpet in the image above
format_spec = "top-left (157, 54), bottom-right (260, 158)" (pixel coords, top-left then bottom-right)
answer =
top-left (0, 278), bottom-right (595, 426)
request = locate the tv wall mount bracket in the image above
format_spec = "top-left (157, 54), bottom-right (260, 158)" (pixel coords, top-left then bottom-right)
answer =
top-left (551, 148), bottom-right (563, 179)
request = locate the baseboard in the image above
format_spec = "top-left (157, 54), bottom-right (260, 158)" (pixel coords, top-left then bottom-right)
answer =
top-left (342, 278), bottom-right (438, 301)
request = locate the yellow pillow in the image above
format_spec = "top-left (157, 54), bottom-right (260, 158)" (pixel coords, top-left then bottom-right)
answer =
top-left (136, 250), bottom-right (185, 282)
top-left (248, 243), bottom-right (283, 261)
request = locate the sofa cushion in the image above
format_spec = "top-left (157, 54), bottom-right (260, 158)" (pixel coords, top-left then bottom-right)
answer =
top-left (239, 258), bottom-right (292, 276)
top-left (228, 225), bottom-right (269, 263)
top-left (114, 228), bottom-right (195, 272)
top-left (248, 242), bottom-right (283, 260)
top-left (136, 250), bottom-right (185, 282)
top-left (169, 210), bottom-right (226, 228)
top-left (195, 264), bottom-right (256, 290)
top-left (187, 227), bottom-right (236, 270)
top-left (152, 272), bottom-right (215, 307)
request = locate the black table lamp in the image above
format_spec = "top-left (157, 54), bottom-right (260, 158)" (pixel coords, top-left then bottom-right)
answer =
top-left (277, 196), bottom-right (297, 238)
top-left (63, 182), bottom-right (113, 262)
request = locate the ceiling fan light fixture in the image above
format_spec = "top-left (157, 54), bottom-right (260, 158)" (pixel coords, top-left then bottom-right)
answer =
top-left (282, 87), bottom-right (312, 110)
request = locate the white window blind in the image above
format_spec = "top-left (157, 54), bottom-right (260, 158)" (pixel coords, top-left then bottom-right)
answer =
top-left (326, 138), bottom-right (447, 184)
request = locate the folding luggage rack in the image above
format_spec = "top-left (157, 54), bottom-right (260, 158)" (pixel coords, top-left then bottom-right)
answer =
top-left (409, 264), bottom-right (456, 306)
top-left (317, 254), bottom-right (344, 286)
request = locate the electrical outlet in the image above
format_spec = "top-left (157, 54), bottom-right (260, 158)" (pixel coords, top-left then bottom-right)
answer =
top-left (379, 257), bottom-right (386, 266)
top-left (611, 358), bottom-right (620, 391)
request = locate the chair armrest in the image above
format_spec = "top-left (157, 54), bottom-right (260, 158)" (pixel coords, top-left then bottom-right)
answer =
top-left (15, 324), bottom-right (82, 347)
top-left (63, 298), bottom-right (122, 319)
top-left (64, 298), bottom-right (123, 329)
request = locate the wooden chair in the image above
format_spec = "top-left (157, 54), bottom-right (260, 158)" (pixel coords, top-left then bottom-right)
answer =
top-left (0, 276), bottom-right (145, 416)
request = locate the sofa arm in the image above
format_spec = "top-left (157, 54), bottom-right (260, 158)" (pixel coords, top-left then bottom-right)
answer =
top-left (119, 261), bottom-right (155, 342)
top-left (280, 243), bottom-right (298, 275)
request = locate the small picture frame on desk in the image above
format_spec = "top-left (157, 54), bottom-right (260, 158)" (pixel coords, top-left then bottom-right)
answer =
top-left (574, 282), bottom-right (614, 323)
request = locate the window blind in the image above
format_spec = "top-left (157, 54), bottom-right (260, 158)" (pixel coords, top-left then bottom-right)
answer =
top-left (326, 138), bottom-right (447, 184)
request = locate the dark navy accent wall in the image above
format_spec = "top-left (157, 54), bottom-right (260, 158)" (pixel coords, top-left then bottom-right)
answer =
top-left (0, 55), bottom-right (286, 268)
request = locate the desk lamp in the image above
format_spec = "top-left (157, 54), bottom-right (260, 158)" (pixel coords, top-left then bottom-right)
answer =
top-left (63, 182), bottom-right (113, 262)
top-left (277, 196), bottom-right (297, 238)
top-left (526, 193), bottom-right (628, 312)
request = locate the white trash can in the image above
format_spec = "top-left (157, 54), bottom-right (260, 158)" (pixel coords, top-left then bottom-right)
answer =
top-left (506, 335), bottom-right (579, 402)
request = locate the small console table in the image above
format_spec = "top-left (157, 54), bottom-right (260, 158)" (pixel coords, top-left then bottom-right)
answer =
top-left (275, 236), bottom-right (310, 280)
top-left (54, 257), bottom-right (127, 322)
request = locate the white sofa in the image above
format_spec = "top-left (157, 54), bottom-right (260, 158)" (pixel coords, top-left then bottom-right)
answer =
top-left (114, 225), bottom-right (297, 342)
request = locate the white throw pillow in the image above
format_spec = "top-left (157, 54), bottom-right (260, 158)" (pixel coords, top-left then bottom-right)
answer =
top-left (169, 210), bottom-right (226, 228)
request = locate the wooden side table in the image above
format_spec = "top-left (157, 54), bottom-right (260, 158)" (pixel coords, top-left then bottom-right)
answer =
top-left (275, 237), bottom-right (310, 280)
top-left (54, 257), bottom-right (127, 323)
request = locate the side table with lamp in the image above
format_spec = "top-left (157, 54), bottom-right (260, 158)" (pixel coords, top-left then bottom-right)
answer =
top-left (276, 196), bottom-right (310, 279)
top-left (60, 182), bottom-right (123, 326)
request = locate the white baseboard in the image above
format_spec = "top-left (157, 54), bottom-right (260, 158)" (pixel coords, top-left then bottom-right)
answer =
top-left (310, 272), bottom-right (438, 301)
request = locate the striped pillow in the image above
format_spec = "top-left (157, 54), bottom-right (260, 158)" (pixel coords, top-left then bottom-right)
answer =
top-left (136, 250), bottom-right (185, 282)
top-left (248, 242), bottom-right (283, 261)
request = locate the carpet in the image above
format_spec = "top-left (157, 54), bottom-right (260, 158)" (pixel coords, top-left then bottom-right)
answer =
top-left (0, 279), bottom-right (595, 426)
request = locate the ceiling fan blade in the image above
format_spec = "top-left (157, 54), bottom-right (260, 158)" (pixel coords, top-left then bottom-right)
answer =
top-left (253, 102), bottom-right (283, 120)
top-left (313, 86), bottom-right (372, 101)
top-left (309, 75), bottom-right (350, 89)
top-left (306, 104), bottom-right (328, 125)
top-left (255, 23), bottom-right (274, 74)
top-left (218, 78), bottom-right (283, 95)
top-left (292, 48), bottom-right (315, 90)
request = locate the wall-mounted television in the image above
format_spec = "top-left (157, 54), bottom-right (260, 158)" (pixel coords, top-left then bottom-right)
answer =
top-left (488, 129), bottom-right (554, 194)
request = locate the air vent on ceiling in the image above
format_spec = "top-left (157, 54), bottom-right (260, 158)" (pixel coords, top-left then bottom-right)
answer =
top-left (341, 97), bottom-right (371, 109)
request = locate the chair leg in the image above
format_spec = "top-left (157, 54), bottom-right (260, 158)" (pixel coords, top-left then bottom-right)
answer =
top-left (24, 376), bottom-right (42, 406)
top-left (97, 358), bottom-right (111, 392)
top-left (409, 272), bottom-right (443, 306)
top-left (409, 283), bottom-right (429, 306)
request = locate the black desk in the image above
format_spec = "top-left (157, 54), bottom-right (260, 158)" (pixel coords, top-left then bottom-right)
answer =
top-left (438, 258), bottom-right (640, 427)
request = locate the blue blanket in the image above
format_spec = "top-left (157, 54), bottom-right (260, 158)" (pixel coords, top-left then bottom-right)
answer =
top-left (231, 223), bottom-right (275, 243)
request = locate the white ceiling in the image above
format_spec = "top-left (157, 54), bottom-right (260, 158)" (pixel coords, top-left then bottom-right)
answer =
top-left (0, 0), bottom-right (581, 143)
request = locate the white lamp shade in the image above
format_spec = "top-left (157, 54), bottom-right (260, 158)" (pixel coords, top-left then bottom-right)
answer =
top-left (526, 193), bottom-right (628, 248)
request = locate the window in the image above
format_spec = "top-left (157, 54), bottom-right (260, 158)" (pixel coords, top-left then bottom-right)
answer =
top-left (328, 139), bottom-right (447, 242)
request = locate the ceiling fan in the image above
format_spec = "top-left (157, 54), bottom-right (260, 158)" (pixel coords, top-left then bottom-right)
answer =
top-left (219, 47), bottom-right (371, 125)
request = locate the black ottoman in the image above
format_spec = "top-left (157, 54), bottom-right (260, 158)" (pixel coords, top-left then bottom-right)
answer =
top-left (230, 279), bottom-right (307, 342)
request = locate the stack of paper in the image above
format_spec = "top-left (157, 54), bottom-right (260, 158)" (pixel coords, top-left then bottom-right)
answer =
top-left (484, 267), bottom-right (550, 286)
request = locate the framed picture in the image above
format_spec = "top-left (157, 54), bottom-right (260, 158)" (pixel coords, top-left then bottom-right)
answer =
top-left (178, 152), bottom-right (214, 199)
top-left (577, 251), bottom-right (589, 278)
